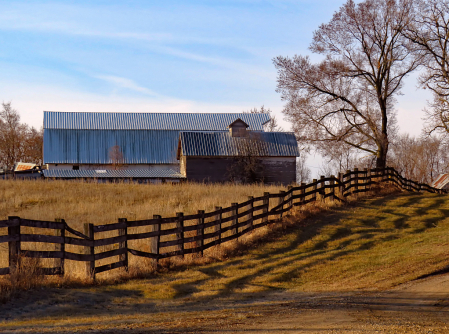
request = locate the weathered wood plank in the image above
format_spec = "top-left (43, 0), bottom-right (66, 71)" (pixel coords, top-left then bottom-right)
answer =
top-left (95, 234), bottom-right (127, 247)
top-left (93, 221), bottom-right (127, 233)
top-left (65, 251), bottom-right (95, 262)
top-left (20, 219), bottom-right (65, 230)
top-left (95, 247), bottom-right (126, 261)
top-left (128, 248), bottom-right (158, 259)
top-left (22, 250), bottom-right (64, 259)
top-left (0, 267), bottom-right (10, 275)
top-left (94, 260), bottom-right (126, 274)
top-left (126, 218), bottom-right (159, 228)
top-left (21, 234), bottom-right (64, 244)
top-left (0, 234), bottom-right (19, 243)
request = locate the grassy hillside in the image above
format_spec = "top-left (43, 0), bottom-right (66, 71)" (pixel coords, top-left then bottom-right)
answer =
top-left (1, 190), bottom-right (449, 332)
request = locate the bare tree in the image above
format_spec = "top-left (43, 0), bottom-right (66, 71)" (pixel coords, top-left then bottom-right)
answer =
top-left (388, 133), bottom-right (449, 183)
top-left (296, 154), bottom-right (311, 184)
top-left (108, 145), bottom-right (124, 170)
top-left (0, 102), bottom-right (29, 169)
top-left (244, 105), bottom-right (283, 132)
top-left (274, 0), bottom-right (420, 168)
top-left (403, 0), bottom-right (449, 136)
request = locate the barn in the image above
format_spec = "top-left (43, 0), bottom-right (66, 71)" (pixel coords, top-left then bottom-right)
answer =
top-left (177, 119), bottom-right (299, 185)
top-left (42, 111), bottom-right (279, 182)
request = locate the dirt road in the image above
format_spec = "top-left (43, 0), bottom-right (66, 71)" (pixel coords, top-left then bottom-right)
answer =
top-left (1, 272), bottom-right (449, 333)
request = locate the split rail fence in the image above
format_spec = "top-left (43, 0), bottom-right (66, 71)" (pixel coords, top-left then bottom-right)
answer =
top-left (0, 167), bottom-right (446, 279)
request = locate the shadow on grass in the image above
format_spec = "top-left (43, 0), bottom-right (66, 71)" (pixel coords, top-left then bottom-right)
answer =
top-left (2, 191), bottom-right (449, 327)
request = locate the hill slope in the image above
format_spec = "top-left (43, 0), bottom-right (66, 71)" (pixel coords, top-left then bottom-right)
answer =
top-left (1, 191), bottom-right (449, 333)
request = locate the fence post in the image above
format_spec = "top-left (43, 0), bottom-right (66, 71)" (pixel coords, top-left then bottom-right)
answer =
top-left (231, 203), bottom-right (238, 239)
top-left (366, 169), bottom-right (371, 190)
top-left (287, 186), bottom-right (293, 209)
top-left (338, 173), bottom-right (344, 198)
top-left (320, 176), bottom-right (325, 201)
top-left (176, 212), bottom-right (184, 258)
top-left (151, 215), bottom-right (161, 270)
top-left (197, 210), bottom-right (205, 256)
top-left (300, 183), bottom-right (306, 205)
top-left (215, 207), bottom-right (222, 244)
top-left (118, 218), bottom-right (128, 272)
top-left (8, 216), bottom-right (20, 273)
top-left (312, 179), bottom-right (317, 202)
top-left (84, 223), bottom-right (95, 280)
top-left (263, 192), bottom-right (270, 224)
top-left (55, 218), bottom-right (65, 277)
top-left (278, 191), bottom-right (285, 219)
top-left (247, 196), bottom-right (254, 230)
top-left (354, 168), bottom-right (359, 193)
top-left (330, 176), bottom-right (335, 201)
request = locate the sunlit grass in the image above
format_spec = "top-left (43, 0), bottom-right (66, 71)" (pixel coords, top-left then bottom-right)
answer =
top-left (2, 190), bottom-right (449, 332)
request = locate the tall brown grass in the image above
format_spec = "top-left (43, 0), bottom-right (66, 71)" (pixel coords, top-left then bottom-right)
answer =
top-left (0, 179), bottom-right (399, 301)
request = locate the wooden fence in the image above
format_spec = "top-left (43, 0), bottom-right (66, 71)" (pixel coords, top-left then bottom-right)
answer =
top-left (0, 167), bottom-right (446, 279)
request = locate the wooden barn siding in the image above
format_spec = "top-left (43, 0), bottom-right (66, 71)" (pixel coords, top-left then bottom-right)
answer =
top-left (184, 156), bottom-right (296, 185)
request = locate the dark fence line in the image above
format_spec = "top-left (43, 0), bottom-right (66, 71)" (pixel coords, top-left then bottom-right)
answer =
top-left (0, 167), bottom-right (445, 279)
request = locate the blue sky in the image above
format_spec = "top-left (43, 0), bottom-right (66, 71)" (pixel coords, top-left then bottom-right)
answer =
top-left (0, 0), bottom-right (431, 172)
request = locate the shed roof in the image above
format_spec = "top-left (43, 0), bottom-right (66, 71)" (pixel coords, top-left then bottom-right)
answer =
top-left (432, 174), bottom-right (449, 189)
top-left (44, 112), bottom-right (270, 131)
top-left (178, 131), bottom-right (299, 158)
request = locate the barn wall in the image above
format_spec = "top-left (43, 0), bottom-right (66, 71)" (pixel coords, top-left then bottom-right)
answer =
top-left (184, 156), bottom-right (296, 185)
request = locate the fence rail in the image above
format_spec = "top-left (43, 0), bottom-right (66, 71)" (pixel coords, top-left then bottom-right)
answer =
top-left (0, 167), bottom-right (446, 279)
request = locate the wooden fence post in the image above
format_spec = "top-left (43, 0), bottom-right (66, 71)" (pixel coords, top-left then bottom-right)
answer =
top-left (84, 223), bottom-right (95, 280)
top-left (8, 216), bottom-right (20, 273)
top-left (55, 218), bottom-right (65, 277)
top-left (247, 196), bottom-right (254, 230)
top-left (320, 176), bottom-right (325, 201)
top-left (151, 215), bottom-right (161, 270)
top-left (118, 218), bottom-right (128, 272)
top-left (354, 168), bottom-right (359, 193)
top-left (366, 169), bottom-right (371, 190)
top-left (338, 173), bottom-right (344, 198)
top-left (215, 207), bottom-right (222, 244)
top-left (300, 183), bottom-right (306, 205)
top-left (278, 191), bottom-right (285, 219)
top-left (197, 210), bottom-right (205, 256)
top-left (231, 203), bottom-right (238, 239)
top-left (312, 179), bottom-right (317, 202)
top-left (176, 212), bottom-right (184, 258)
top-left (363, 168), bottom-right (368, 192)
top-left (287, 186), bottom-right (293, 209)
top-left (263, 192), bottom-right (270, 224)
top-left (329, 176), bottom-right (335, 201)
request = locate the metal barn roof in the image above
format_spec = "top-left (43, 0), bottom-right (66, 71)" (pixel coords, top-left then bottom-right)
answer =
top-left (178, 132), bottom-right (299, 158)
top-left (43, 169), bottom-right (185, 179)
top-left (44, 112), bottom-right (270, 131)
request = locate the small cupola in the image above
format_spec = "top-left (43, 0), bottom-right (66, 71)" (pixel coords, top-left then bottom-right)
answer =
top-left (228, 118), bottom-right (249, 137)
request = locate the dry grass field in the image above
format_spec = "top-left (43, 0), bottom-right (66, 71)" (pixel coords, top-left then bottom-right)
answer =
top-left (2, 189), bottom-right (449, 333)
top-left (0, 179), bottom-right (287, 290)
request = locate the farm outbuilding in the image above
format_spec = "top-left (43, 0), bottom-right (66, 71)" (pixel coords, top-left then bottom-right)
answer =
top-left (177, 119), bottom-right (299, 185)
top-left (42, 111), bottom-right (287, 182)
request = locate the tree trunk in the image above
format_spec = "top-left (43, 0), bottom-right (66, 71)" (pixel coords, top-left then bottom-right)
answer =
top-left (376, 134), bottom-right (389, 169)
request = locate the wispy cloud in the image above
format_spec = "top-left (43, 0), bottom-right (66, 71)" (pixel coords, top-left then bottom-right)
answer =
top-left (93, 75), bottom-right (159, 96)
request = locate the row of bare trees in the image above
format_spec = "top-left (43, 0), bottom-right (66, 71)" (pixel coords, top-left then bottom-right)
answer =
top-left (274, 0), bottom-right (449, 172)
top-left (0, 102), bottom-right (43, 170)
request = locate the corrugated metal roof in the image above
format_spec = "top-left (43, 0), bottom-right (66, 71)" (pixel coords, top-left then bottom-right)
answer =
top-left (44, 129), bottom-right (180, 164)
top-left (44, 112), bottom-right (270, 131)
top-left (432, 174), bottom-right (449, 189)
top-left (179, 132), bottom-right (299, 157)
top-left (43, 169), bottom-right (185, 179)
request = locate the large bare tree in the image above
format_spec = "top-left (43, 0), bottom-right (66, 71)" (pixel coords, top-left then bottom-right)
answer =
top-left (404, 0), bottom-right (449, 136)
top-left (274, 0), bottom-right (420, 168)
